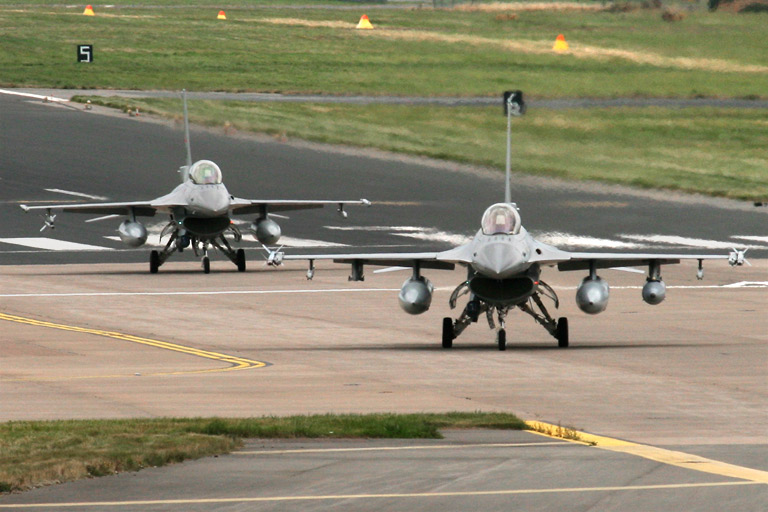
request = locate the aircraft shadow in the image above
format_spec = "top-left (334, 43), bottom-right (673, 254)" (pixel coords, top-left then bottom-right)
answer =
top-left (257, 342), bottom-right (713, 352)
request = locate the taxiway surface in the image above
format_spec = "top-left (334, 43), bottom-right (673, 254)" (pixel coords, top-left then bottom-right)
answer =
top-left (1, 92), bottom-right (766, 510)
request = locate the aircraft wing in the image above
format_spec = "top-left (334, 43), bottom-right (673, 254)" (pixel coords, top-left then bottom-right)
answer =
top-left (555, 252), bottom-right (728, 272)
top-left (20, 201), bottom-right (159, 217)
top-left (229, 198), bottom-right (371, 215)
top-left (283, 252), bottom-right (456, 271)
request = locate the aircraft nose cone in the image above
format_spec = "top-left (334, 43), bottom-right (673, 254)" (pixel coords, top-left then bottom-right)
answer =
top-left (194, 187), bottom-right (230, 215)
top-left (472, 242), bottom-right (526, 279)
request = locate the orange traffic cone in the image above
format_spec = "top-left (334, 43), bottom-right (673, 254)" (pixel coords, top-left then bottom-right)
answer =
top-left (356, 14), bottom-right (374, 30)
top-left (217, 10), bottom-right (227, 20)
top-left (83, 5), bottom-right (95, 16)
top-left (553, 34), bottom-right (569, 52)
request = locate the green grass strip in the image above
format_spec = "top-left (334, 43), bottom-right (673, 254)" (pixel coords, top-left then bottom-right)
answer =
top-left (0, 412), bottom-right (525, 493)
top-left (76, 96), bottom-right (768, 201)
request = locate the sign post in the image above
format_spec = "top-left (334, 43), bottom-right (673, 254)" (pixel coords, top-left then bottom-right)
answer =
top-left (502, 90), bottom-right (525, 204)
top-left (77, 45), bottom-right (93, 63)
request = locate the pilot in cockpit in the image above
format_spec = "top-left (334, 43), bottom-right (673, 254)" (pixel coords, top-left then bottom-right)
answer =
top-left (188, 160), bottom-right (223, 185)
top-left (481, 203), bottom-right (520, 236)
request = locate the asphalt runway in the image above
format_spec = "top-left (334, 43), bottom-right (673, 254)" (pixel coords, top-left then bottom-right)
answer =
top-left (0, 93), bottom-right (766, 510)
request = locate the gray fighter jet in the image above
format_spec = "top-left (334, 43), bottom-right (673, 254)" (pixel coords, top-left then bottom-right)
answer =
top-left (281, 93), bottom-right (744, 350)
top-left (21, 91), bottom-right (370, 273)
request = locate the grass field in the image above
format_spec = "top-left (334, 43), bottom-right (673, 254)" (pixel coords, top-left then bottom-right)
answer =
top-left (1, 4), bottom-right (766, 97)
top-left (0, 412), bottom-right (526, 493)
top-left (79, 96), bottom-right (768, 200)
top-left (2, 3), bottom-right (766, 194)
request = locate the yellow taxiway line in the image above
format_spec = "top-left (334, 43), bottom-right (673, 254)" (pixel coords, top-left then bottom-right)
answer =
top-left (0, 312), bottom-right (266, 378)
top-left (526, 420), bottom-right (768, 484)
top-left (0, 481), bottom-right (758, 508)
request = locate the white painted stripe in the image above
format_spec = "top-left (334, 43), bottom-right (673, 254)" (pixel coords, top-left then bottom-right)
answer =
top-left (324, 225), bottom-right (427, 232)
top-left (1, 282), bottom-right (764, 299)
top-left (323, 225), bottom-right (472, 245)
top-left (393, 231), bottom-right (472, 245)
top-left (536, 232), bottom-right (644, 250)
top-left (0, 482), bottom-right (757, 508)
top-left (236, 441), bottom-right (567, 455)
top-left (44, 189), bottom-right (108, 200)
top-left (0, 88), bottom-right (68, 102)
top-left (277, 236), bottom-right (347, 248)
top-left (0, 288), bottom-right (402, 298)
top-left (0, 238), bottom-right (113, 251)
top-left (732, 235), bottom-right (768, 244)
top-left (620, 234), bottom-right (767, 250)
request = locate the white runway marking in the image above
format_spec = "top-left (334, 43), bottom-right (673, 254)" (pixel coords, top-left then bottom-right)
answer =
top-left (236, 441), bottom-right (567, 455)
top-left (0, 238), bottom-right (113, 252)
top-left (44, 189), bottom-right (108, 200)
top-left (324, 225), bottom-right (472, 245)
top-left (0, 88), bottom-right (68, 102)
top-left (278, 236), bottom-right (348, 248)
top-left (0, 288), bottom-right (402, 298)
top-left (2, 282), bottom-right (765, 299)
top-left (536, 232), bottom-right (643, 249)
top-left (732, 235), bottom-right (768, 244)
top-left (620, 234), bottom-right (768, 250)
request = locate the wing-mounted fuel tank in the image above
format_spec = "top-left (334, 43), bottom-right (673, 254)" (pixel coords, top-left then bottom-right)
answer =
top-left (642, 261), bottom-right (666, 305)
top-left (118, 220), bottom-right (148, 247)
top-left (642, 279), bottom-right (666, 305)
top-left (251, 217), bottom-right (281, 245)
top-left (575, 276), bottom-right (610, 314)
top-left (398, 276), bottom-right (434, 315)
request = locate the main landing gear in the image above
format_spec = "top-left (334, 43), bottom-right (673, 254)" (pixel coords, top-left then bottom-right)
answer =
top-left (442, 280), bottom-right (569, 349)
top-left (148, 226), bottom-right (247, 274)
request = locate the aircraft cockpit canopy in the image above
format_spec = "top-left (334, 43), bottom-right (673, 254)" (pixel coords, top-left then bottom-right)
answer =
top-left (481, 203), bottom-right (521, 236)
top-left (188, 160), bottom-right (223, 185)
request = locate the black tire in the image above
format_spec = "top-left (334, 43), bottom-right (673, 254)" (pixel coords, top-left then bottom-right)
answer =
top-left (498, 329), bottom-right (506, 351)
top-left (556, 317), bottom-right (569, 348)
top-left (149, 250), bottom-right (159, 274)
top-left (236, 248), bottom-right (246, 272)
top-left (203, 256), bottom-right (210, 274)
top-left (442, 317), bottom-right (453, 349)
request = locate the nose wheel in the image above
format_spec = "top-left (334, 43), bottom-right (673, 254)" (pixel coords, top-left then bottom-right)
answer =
top-left (556, 317), bottom-right (569, 348)
top-left (149, 250), bottom-right (160, 274)
top-left (442, 317), bottom-right (454, 349)
top-left (497, 329), bottom-right (506, 351)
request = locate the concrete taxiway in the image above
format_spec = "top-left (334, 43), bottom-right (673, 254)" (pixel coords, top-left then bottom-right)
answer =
top-left (1, 91), bottom-right (766, 510)
top-left (0, 259), bottom-right (766, 510)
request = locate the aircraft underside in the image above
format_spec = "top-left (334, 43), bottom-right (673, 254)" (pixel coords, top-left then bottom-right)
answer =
top-left (443, 277), bottom-right (568, 350)
top-left (150, 217), bottom-right (246, 274)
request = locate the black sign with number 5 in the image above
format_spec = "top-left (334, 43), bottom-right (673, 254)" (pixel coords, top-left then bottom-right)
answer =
top-left (77, 44), bottom-right (93, 63)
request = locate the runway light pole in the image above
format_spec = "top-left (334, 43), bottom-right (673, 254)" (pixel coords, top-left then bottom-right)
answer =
top-left (503, 90), bottom-right (526, 205)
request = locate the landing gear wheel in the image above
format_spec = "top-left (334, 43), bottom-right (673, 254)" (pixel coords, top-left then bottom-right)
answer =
top-left (556, 317), bottom-right (569, 348)
top-left (203, 256), bottom-right (210, 274)
top-left (149, 250), bottom-right (160, 274)
top-left (442, 317), bottom-right (454, 349)
top-left (236, 248), bottom-right (246, 272)
top-left (498, 329), bottom-right (506, 351)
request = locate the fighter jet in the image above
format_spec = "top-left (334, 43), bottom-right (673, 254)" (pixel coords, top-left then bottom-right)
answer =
top-left (20, 91), bottom-right (370, 273)
top-left (280, 93), bottom-right (745, 349)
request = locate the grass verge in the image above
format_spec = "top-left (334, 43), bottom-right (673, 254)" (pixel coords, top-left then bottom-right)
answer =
top-left (0, 412), bottom-right (526, 493)
top-left (1, 5), bottom-right (766, 97)
top-left (75, 96), bottom-right (768, 201)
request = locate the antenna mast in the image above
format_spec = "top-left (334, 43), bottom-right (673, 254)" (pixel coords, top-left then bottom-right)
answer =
top-left (503, 90), bottom-right (525, 204)
top-left (182, 89), bottom-right (192, 168)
